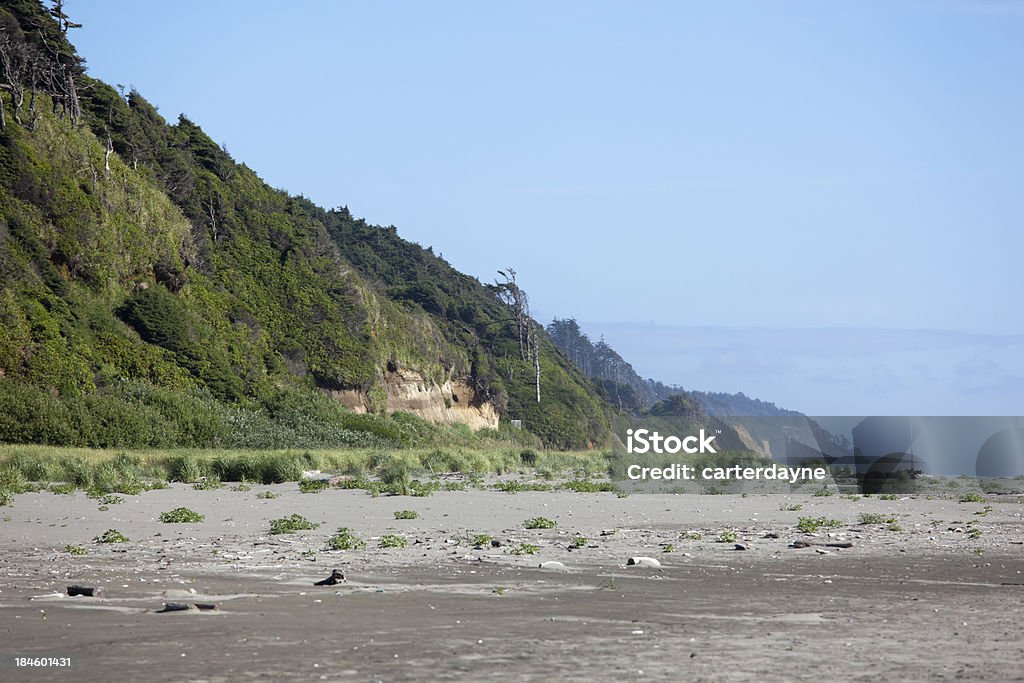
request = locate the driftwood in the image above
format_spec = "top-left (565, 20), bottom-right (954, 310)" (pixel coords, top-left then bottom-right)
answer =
top-left (156, 602), bottom-right (218, 613)
top-left (157, 602), bottom-right (192, 613)
top-left (314, 569), bottom-right (346, 586)
top-left (66, 585), bottom-right (102, 597)
top-left (791, 540), bottom-right (854, 549)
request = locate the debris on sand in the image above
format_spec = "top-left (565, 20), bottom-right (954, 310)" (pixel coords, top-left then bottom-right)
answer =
top-left (67, 585), bottom-right (102, 597)
top-left (157, 602), bottom-right (193, 613)
top-left (626, 557), bottom-right (662, 569)
top-left (157, 602), bottom-right (218, 613)
top-left (791, 541), bottom-right (854, 549)
top-left (314, 569), bottom-right (346, 586)
top-left (734, 543), bottom-right (750, 551)
top-left (538, 561), bottom-right (567, 571)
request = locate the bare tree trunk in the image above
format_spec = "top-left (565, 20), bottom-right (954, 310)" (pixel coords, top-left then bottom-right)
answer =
top-left (0, 92), bottom-right (5, 130)
top-left (27, 85), bottom-right (36, 130)
top-left (206, 191), bottom-right (218, 240)
top-left (65, 71), bottom-right (80, 123)
top-left (85, 151), bottom-right (96, 192)
top-left (12, 86), bottom-right (22, 125)
top-left (104, 137), bottom-right (112, 179)
top-left (533, 328), bottom-right (541, 403)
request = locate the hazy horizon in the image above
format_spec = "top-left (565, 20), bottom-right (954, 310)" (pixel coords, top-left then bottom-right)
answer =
top-left (579, 321), bottom-right (1024, 415)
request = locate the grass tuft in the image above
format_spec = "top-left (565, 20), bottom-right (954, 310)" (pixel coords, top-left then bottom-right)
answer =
top-left (159, 507), bottom-right (205, 523)
top-left (523, 517), bottom-right (557, 529)
top-left (378, 534), bottom-right (407, 548)
top-left (299, 479), bottom-right (329, 494)
top-left (796, 516), bottom-right (843, 533)
top-left (509, 543), bottom-right (539, 555)
top-left (326, 527), bottom-right (366, 550)
top-left (269, 514), bottom-right (319, 535)
top-left (95, 529), bottom-right (129, 544)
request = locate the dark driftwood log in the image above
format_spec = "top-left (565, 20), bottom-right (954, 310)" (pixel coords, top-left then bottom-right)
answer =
top-left (157, 602), bottom-right (193, 613)
top-left (791, 540), bottom-right (854, 549)
top-left (314, 570), bottom-right (346, 586)
top-left (67, 585), bottom-right (102, 597)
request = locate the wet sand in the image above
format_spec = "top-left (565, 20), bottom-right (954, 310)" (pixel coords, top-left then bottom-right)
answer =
top-left (1, 483), bottom-right (1022, 681)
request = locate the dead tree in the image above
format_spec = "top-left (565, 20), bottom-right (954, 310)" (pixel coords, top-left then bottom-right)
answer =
top-left (496, 268), bottom-right (542, 403)
top-left (530, 325), bottom-right (541, 403)
top-left (104, 136), bottom-right (112, 178)
top-left (0, 2), bottom-right (84, 128)
top-left (495, 268), bottom-right (530, 361)
top-left (0, 29), bottom-right (28, 125)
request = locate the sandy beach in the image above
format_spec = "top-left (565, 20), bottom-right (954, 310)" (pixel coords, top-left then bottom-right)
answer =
top-left (1, 481), bottom-right (1023, 681)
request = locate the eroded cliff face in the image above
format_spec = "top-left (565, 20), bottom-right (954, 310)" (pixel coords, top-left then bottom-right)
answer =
top-left (731, 422), bottom-right (772, 457)
top-left (325, 368), bottom-right (499, 430)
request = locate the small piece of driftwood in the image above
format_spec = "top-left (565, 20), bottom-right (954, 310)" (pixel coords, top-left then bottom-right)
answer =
top-left (791, 540), bottom-right (854, 549)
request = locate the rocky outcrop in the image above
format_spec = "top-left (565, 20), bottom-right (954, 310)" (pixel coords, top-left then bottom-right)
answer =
top-left (325, 368), bottom-right (499, 430)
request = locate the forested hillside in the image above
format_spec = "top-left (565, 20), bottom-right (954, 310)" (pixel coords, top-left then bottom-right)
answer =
top-left (0, 0), bottom-right (610, 449)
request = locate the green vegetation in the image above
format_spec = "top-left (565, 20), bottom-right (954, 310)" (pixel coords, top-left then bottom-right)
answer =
top-left (680, 531), bottom-right (702, 541)
top-left (717, 530), bottom-right (738, 543)
top-left (495, 480), bottom-right (553, 493)
top-left (796, 516), bottom-right (844, 533)
top-left (813, 488), bottom-right (834, 497)
top-left (268, 514), bottom-right (319, 535)
top-left (523, 517), bottom-right (557, 530)
top-left (0, 1), bottom-right (615, 452)
top-left (0, 445), bottom-right (612, 495)
top-left (95, 529), bottom-right (129, 544)
top-left (393, 509), bottom-right (419, 520)
top-left (93, 493), bottom-right (123, 506)
top-left (471, 533), bottom-right (493, 547)
top-left (878, 493), bottom-right (899, 501)
top-left (0, 467), bottom-right (31, 493)
top-left (378, 534), bottom-right (407, 548)
top-left (509, 543), bottom-right (539, 555)
top-left (65, 544), bottom-right (88, 556)
top-left (298, 479), bottom-right (328, 494)
top-left (571, 536), bottom-right (588, 548)
top-left (662, 543), bottom-right (675, 553)
top-left (959, 493), bottom-right (986, 503)
top-left (779, 503), bottom-right (803, 512)
top-left (159, 507), bottom-right (205, 523)
top-left (561, 479), bottom-right (615, 493)
top-left (859, 513), bottom-right (898, 525)
top-left (255, 490), bottom-right (278, 499)
top-left (326, 528), bottom-right (366, 550)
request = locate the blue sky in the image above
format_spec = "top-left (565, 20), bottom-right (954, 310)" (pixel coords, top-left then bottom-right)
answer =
top-left (71, 1), bottom-right (1024, 413)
